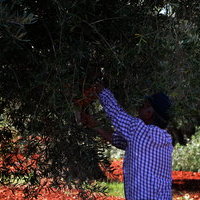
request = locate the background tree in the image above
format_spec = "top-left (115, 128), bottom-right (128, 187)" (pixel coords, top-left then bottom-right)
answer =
top-left (1, 0), bottom-right (200, 198)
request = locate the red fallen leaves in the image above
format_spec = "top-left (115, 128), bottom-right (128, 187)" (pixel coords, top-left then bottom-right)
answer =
top-left (0, 136), bottom-right (45, 175)
top-left (103, 159), bottom-right (200, 200)
top-left (0, 186), bottom-right (75, 200)
top-left (0, 153), bottom-right (39, 174)
top-left (0, 149), bottom-right (125, 200)
top-left (173, 171), bottom-right (200, 180)
top-left (1, 150), bottom-right (200, 199)
top-left (101, 159), bottom-right (124, 182)
top-left (172, 171), bottom-right (200, 199)
top-left (0, 186), bottom-right (125, 200)
top-left (104, 159), bottom-right (200, 183)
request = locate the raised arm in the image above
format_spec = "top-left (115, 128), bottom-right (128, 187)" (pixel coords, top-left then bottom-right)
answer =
top-left (98, 88), bottom-right (139, 141)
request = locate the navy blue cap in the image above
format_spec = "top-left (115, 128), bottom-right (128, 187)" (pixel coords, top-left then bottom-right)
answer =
top-left (145, 92), bottom-right (172, 120)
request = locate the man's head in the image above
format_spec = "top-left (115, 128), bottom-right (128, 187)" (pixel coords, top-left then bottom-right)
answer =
top-left (138, 92), bottom-right (172, 129)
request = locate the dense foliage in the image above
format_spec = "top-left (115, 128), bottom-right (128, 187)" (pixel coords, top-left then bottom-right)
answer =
top-left (173, 131), bottom-right (200, 172)
top-left (1, 0), bottom-right (200, 197)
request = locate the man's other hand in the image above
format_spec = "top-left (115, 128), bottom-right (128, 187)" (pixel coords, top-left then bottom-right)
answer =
top-left (80, 112), bottom-right (99, 129)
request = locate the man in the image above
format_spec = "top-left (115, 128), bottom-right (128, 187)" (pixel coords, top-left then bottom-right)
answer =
top-left (82, 85), bottom-right (173, 200)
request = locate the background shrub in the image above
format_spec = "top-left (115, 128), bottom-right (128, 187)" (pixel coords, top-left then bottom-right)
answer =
top-left (172, 130), bottom-right (200, 172)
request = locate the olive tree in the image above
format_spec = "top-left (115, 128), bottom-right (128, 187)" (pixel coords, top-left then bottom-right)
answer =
top-left (1, 0), bottom-right (200, 198)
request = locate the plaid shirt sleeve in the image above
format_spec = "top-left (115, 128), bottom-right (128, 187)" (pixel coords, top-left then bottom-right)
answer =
top-left (98, 88), bottom-right (139, 141)
top-left (112, 131), bottom-right (127, 150)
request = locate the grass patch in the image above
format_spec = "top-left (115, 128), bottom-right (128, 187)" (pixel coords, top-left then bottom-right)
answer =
top-left (99, 182), bottom-right (124, 197)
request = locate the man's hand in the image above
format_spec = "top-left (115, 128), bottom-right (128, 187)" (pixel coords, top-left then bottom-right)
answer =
top-left (83, 83), bottom-right (104, 99)
top-left (93, 83), bottom-right (104, 95)
top-left (80, 112), bottom-right (100, 129)
top-left (81, 112), bottom-right (113, 143)
top-left (78, 82), bottom-right (113, 143)
top-left (73, 84), bottom-right (104, 108)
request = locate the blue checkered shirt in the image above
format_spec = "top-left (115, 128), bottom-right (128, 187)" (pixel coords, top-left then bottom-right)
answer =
top-left (99, 88), bottom-right (173, 200)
